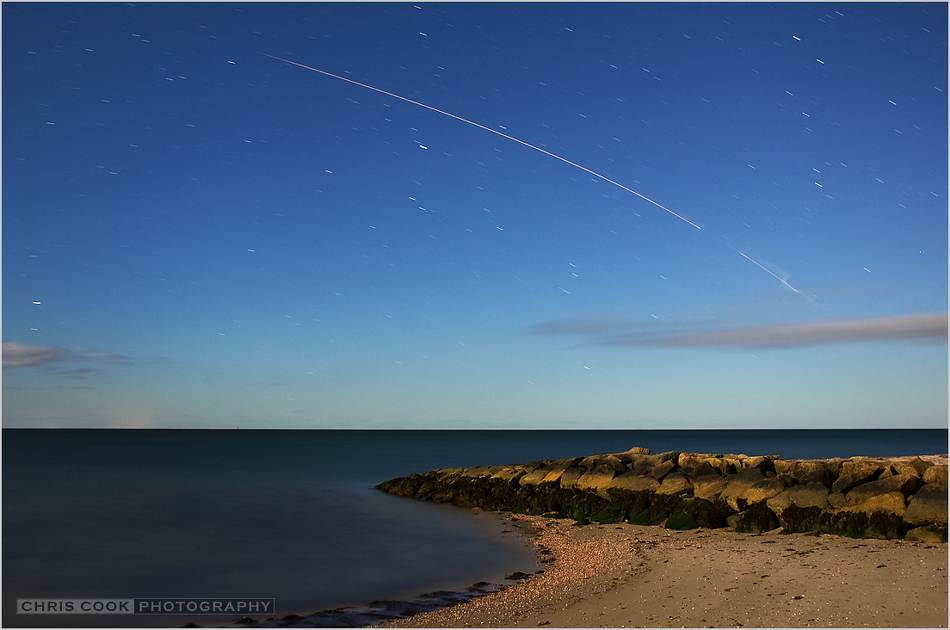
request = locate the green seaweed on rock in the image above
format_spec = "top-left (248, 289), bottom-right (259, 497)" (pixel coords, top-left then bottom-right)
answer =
top-left (731, 503), bottom-right (779, 533)
top-left (589, 504), bottom-right (626, 524)
top-left (818, 510), bottom-right (907, 540)
top-left (779, 505), bottom-right (824, 533)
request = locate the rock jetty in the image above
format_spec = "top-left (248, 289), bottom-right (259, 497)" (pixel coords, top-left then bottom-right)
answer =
top-left (377, 448), bottom-right (948, 542)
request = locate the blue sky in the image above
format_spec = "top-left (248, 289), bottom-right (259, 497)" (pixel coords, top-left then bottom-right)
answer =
top-left (3, 2), bottom-right (947, 429)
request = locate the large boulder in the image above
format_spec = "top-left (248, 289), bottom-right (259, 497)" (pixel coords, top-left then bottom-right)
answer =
top-left (789, 482), bottom-right (832, 509)
top-left (903, 484), bottom-right (949, 526)
top-left (774, 458), bottom-right (842, 480)
top-left (827, 492), bottom-right (847, 509)
top-left (840, 458), bottom-right (888, 474)
top-left (766, 491), bottom-right (793, 514)
top-left (677, 452), bottom-right (699, 468)
top-left (678, 453), bottom-right (723, 479)
top-left (654, 451), bottom-right (680, 464)
top-left (738, 455), bottom-right (776, 475)
top-left (576, 466), bottom-right (619, 498)
top-left (723, 466), bottom-right (765, 485)
top-left (729, 503), bottom-right (779, 533)
top-left (627, 454), bottom-right (659, 474)
top-left (845, 473), bottom-right (923, 505)
top-left (767, 483), bottom-right (830, 531)
top-left (491, 467), bottom-right (526, 482)
top-left (609, 472), bottom-right (661, 493)
top-left (923, 464), bottom-right (948, 487)
top-left (836, 491), bottom-right (907, 517)
top-left (800, 468), bottom-right (836, 489)
top-left (719, 467), bottom-right (774, 510)
top-left (905, 526), bottom-right (947, 543)
top-left (540, 463), bottom-right (576, 485)
top-left (772, 460), bottom-right (797, 477)
top-left (656, 472), bottom-right (692, 495)
top-left (688, 460), bottom-right (722, 479)
top-left (520, 466), bottom-right (554, 486)
top-left (719, 456), bottom-right (745, 475)
top-left (727, 477), bottom-right (787, 511)
top-left (578, 455), bottom-right (628, 473)
top-left (557, 466), bottom-right (586, 490)
top-left (894, 456), bottom-right (932, 478)
top-left (625, 446), bottom-right (651, 455)
top-left (663, 497), bottom-right (733, 531)
top-left (708, 456), bottom-right (736, 475)
top-left (650, 459), bottom-right (677, 480)
top-left (832, 459), bottom-right (884, 494)
top-left (460, 465), bottom-right (496, 478)
top-left (632, 450), bottom-right (677, 469)
top-left (693, 475), bottom-right (730, 502)
top-left (821, 492), bottom-right (907, 539)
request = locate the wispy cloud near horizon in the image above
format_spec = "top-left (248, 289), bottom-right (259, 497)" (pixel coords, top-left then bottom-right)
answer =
top-left (2, 342), bottom-right (129, 371)
top-left (527, 312), bottom-right (948, 350)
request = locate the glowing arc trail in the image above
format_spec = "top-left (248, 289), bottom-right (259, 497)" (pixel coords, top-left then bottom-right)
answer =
top-left (738, 252), bottom-right (802, 294)
top-left (261, 53), bottom-right (701, 230)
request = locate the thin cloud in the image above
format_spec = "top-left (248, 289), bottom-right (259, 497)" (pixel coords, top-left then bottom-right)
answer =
top-left (531, 312), bottom-right (948, 350)
top-left (2, 384), bottom-right (95, 391)
top-left (2, 342), bottom-right (129, 370)
top-left (59, 367), bottom-right (103, 380)
top-left (525, 317), bottom-right (632, 336)
top-left (2, 342), bottom-right (73, 369)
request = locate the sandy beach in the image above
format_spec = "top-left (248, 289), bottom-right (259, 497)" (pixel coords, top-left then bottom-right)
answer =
top-left (378, 513), bottom-right (948, 628)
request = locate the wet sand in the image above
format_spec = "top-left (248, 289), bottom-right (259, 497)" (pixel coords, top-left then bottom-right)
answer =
top-left (378, 514), bottom-right (948, 628)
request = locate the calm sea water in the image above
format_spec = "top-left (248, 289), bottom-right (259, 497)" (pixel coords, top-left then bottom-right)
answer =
top-left (3, 428), bottom-right (946, 627)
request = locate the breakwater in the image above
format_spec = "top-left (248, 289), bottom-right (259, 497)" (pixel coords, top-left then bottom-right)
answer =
top-left (378, 448), bottom-right (948, 542)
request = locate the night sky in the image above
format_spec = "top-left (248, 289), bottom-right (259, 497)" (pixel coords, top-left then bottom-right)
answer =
top-left (3, 3), bottom-right (947, 429)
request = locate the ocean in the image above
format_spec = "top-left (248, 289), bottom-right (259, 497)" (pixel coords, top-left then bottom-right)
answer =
top-left (2, 428), bottom-right (946, 627)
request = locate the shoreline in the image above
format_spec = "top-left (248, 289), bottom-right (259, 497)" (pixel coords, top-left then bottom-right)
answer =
top-left (223, 449), bottom-right (948, 628)
top-left (376, 512), bottom-right (948, 628)
top-left (238, 449), bottom-right (948, 628)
